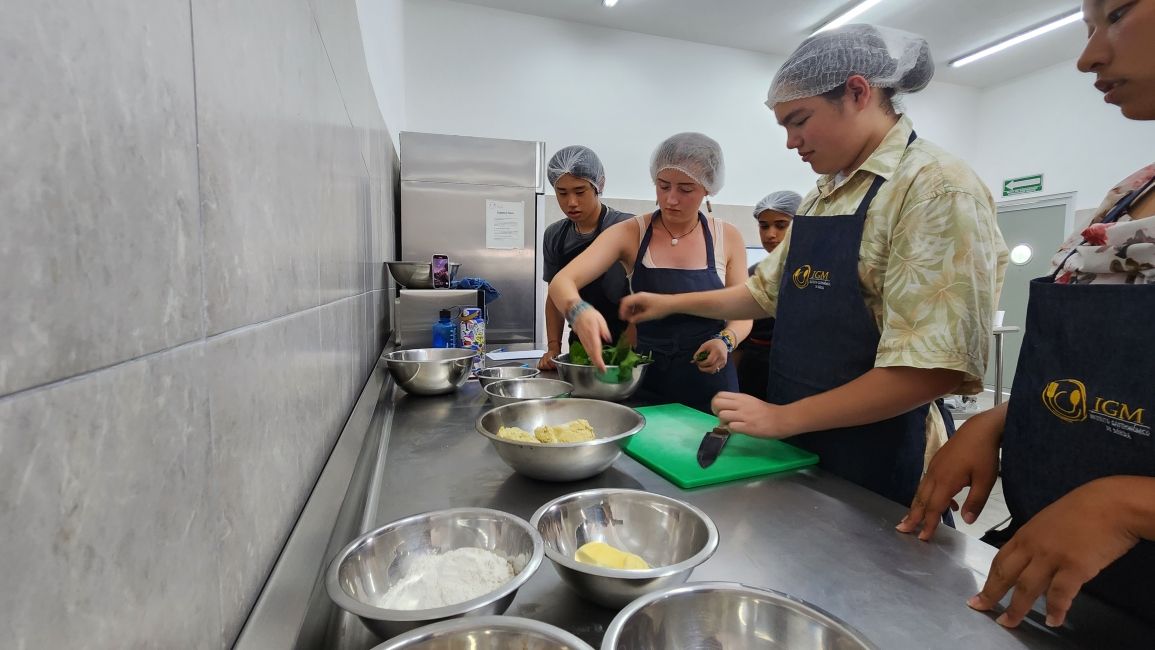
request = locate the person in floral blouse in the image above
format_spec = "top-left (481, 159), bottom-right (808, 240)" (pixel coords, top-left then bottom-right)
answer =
top-left (899, 0), bottom-right (1155, 630)
top-left (1053, 164), bottom-right (1155, 284)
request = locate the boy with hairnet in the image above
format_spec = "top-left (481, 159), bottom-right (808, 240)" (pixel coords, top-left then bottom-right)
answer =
top-left (538, 146), bottom-right (633, 371)
top-left (621, 26), bottom-right (1007, 509)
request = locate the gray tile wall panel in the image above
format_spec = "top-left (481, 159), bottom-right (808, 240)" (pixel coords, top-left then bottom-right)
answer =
top-left (0, 0), bottom-right (202, 396)
top-left (0, 346), bottom-right (219, 648)
top-left (1, 0), bottom-right (397, 645)
top-left (194, 0), bottom-right (331, 334)
top-left (207, 308), bottom-right (335, 645)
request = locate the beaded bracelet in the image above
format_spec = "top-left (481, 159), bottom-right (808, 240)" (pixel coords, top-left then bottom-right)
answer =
top-left (565, 300), bottom-right (593, 325)
top-left (712, 329), bottom-right (736, 353)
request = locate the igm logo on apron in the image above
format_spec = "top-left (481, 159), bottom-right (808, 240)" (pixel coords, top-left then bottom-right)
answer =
top-left (791, 264), bottom-right (831, 290)
top-left (1042, 378), bottom-right (1150, 439)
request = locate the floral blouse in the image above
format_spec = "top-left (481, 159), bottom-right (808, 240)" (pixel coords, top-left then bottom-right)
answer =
top-left (1052, 164), bottom-right (1155, 285)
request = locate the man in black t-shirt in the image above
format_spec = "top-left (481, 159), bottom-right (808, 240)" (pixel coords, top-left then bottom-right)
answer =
top-left (539, 146), bottom-right (633, 370)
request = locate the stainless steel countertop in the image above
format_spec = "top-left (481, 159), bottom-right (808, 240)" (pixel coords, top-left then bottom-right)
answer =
top-left (348, 379), bottom-right (1150, 649)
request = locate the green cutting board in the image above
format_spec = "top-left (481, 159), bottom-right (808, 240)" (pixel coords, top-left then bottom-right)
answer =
top-left (624, 403), bottom-right (819, 489)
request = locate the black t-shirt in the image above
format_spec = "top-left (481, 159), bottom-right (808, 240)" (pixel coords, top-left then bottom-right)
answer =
top-left (542, 205), bottom-right (632, 287)
top-left (543, 205), bottom-right (633, 342)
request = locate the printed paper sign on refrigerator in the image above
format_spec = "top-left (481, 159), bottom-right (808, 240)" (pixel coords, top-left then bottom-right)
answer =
top-left (486, 200), bottom-right (524, 249)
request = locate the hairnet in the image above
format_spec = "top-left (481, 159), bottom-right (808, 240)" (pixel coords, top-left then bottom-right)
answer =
top-left (753, 191), bottom-right (803, 218)
top-left (547, 145), bottom-right (606, 193)
top-left (766, 24), bottom-right (934, 108)
top-left (649, 132), bottom-right (725, 195)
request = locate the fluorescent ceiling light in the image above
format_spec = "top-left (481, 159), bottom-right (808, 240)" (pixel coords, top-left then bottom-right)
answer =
top-left (602, 0), bottom-right (618, 7)
top-left (812, 0), bottom-right (885, 35)
top-left (950, 9), bottom-right (1084, 67)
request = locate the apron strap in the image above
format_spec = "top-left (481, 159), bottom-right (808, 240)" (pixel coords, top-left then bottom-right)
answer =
top-left (634, 211), bottom-right (715, 272)
top-left (855, 130), bottom-right (919, 219)
top-left (803, 130), bottom-right (919, 220)
top-left (855, 176), bottom-right (888, 219)
top-left (1049, 173), bottom-right (1155, 281)
top-left (1104, 174), bottom-right (1155, 225)
top-left (548, 204), bottom-right (608, 265)
top-left (700, 212), bottom-right (718, 270)
top-left (593, 204), bottom-right (609, 235)
top-left (634, 213), bottom-right (658, 275)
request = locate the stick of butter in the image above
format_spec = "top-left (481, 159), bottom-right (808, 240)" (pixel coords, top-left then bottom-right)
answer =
top-left (574, 541), bottom-right (650, 570)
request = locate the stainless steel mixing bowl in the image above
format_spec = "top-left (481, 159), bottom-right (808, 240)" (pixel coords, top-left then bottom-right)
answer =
top-left (553, 354), bottom-right (650, 401)
top-left (530, 488), bottom-right (718, 607)
top-left (483, 378), bottom-right (573, 406)
top-left (384, 348), bottom-right (476, 396)
top-left (326, 507), bottom-right (544, 639)
top-left (475, 366), bottom-right (540, 389)
top-left (370, 616), bottom-right (594, 650)
top-left (476, 399), bottom-right (645, 481)
top-left (600, 582), bottom-right (878, 649)
top-left (386, 261), bottom-right (462, 289)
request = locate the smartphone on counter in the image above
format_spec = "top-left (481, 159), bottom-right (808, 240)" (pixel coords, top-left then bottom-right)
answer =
top-left (431, 254), bottom-right (450, 289)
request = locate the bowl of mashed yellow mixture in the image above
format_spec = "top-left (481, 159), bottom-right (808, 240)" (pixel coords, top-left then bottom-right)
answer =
top-left (530, 488), bottom-right (718, 608)
top-left (475, 399), bottom-right (645, 481)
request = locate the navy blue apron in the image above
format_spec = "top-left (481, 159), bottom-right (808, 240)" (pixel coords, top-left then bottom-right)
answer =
top-left (737, 264), bottom-right (775, 399)
top-left (551, 206), bottom-right (630, 344)
top-left (767, 131), bottom-right (954, 509)
top-left (999, 176), bottom-right (1155, 622)
top-left (632, 211), bottom-right (738, 413)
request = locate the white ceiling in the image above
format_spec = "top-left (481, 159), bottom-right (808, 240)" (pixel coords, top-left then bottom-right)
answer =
top-left (450, 0), bottom-right (1088, 88)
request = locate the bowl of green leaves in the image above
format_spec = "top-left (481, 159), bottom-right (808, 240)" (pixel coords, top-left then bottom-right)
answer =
top-left (553, 334), bottom-right (653, 401)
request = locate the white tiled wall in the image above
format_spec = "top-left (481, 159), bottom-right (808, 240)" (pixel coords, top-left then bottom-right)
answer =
top-left (0, 0), bottom-right (395, 646)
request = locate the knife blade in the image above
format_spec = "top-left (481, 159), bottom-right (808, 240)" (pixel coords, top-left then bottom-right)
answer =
top-left (696, 425), bottom-right (731, 468)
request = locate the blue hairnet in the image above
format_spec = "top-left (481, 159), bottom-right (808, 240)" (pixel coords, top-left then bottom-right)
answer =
top-left (547, 145), bottom-right (606, 194)
top-left (753, 191), bottom-right (803, 218)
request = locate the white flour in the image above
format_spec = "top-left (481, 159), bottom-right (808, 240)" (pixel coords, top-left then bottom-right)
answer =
top-left (374, 547), bottom-right (515, 610)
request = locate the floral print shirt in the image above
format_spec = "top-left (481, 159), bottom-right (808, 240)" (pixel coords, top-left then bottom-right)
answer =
top-left (747, 115), bottom-right (1008, 394)
top-left (746, 116), bottom-right (1008, 460)
top-left (1052, 165), bottom-right (1155, 285)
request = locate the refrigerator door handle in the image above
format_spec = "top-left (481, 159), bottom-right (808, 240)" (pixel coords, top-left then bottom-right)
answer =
top-left (534, 141), bottom-right (546, 193)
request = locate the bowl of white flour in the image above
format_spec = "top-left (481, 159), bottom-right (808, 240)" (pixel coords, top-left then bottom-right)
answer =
top-left (326, 507), bottom-right (544, 639)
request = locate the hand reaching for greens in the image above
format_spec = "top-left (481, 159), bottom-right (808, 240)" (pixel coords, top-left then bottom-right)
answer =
top-left (568, 333), bottom-right (652, 381)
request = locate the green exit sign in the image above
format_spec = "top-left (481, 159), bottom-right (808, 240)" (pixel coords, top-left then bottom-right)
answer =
top-left (1003, 174), bottom-right (1044, 196)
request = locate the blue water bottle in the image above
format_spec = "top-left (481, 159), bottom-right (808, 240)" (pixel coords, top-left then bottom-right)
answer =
top-left (431, 309), bottom-right (456, 348)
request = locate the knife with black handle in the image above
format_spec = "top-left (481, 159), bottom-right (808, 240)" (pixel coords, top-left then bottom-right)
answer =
top-left (696, 424), bottom-right (731, 468)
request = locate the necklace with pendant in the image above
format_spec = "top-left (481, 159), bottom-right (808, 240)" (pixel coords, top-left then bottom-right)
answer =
top-left (657, 214), bottom-right (699, 246)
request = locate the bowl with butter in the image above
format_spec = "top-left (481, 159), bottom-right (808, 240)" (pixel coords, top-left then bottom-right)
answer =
top-left (530, 488), bottom-right (719, 608)
top-left (476, 399), bottom-right (645, 481)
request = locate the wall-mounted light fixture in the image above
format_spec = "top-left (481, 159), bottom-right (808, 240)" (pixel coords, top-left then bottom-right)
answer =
top-left (1010, 244), bottom-right (1034, 266)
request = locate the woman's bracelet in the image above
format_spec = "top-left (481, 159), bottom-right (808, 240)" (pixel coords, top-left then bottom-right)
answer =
top-left (565, 300), bottom-right (592, 325)
top-left (712, 329), bottom-right (736, 353)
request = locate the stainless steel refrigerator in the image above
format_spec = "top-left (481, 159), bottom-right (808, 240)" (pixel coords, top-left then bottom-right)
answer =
top-left (398, 132), bottom-right (544, 346)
